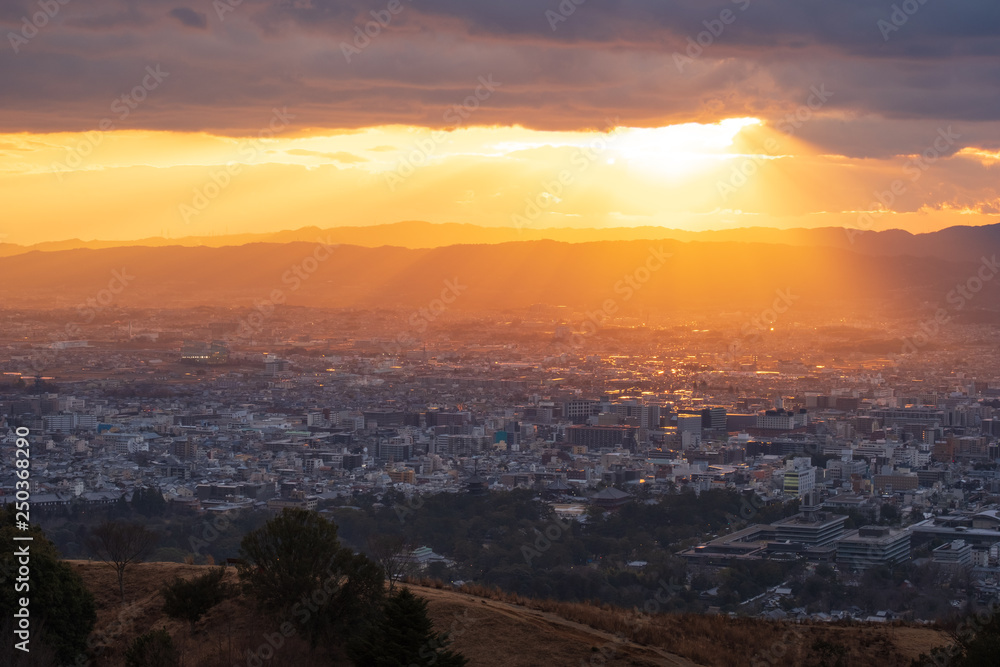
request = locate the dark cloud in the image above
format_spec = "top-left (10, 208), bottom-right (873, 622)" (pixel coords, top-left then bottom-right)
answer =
top-left (168, 7), bottom-right (207, 30)
top-left (0, 0), bottom-right (998, 161)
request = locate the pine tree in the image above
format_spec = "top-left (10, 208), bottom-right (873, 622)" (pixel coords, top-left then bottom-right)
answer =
top-left (0, 506), bottom-right (97, 663)
top-left (349, 588), bottom-right (468, 667)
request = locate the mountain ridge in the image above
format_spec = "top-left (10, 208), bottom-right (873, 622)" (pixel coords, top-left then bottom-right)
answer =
top-left (1, 238), bottom-right (995, 314)
top-left (2, 221), bottom-right (998, 263)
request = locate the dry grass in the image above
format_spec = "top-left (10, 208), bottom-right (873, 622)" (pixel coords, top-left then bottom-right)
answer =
top-left (63, 562), bottom-right (953, 667)
top-left (407, 577), bottom-right (954, 667)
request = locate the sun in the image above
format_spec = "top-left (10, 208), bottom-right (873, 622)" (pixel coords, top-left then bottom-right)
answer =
top-left (611, 117), bottom-right (762, 179)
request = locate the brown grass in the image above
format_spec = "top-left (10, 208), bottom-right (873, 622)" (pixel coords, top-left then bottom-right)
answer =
top-left (405, 576), bottom-right (953, 667)
top-left (63, 562), bottom-right (953, 667)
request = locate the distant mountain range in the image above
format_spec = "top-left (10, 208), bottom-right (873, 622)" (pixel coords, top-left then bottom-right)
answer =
top-left (1, 237), bottom-right (996, 315)
top-left (2, 221), bottom-right (998, 264)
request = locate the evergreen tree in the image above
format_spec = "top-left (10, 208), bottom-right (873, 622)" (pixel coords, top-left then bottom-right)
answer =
top-left (0, 505), bottom-right (97, 663)
top-left (349, 588), bottom-right (468, 667)
top-left (238, 508), bottom-right (384, 648)
top-left (161, 566), bottom-right (233, 631)
top-left (913, 608), bottom-right (1000, 666)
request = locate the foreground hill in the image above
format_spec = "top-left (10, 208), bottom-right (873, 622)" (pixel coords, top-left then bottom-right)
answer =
top-left (68, 561), bottom-right (950, 667)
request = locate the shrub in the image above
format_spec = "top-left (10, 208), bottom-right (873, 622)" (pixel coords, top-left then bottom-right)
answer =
top-left (162, 566), bottom-right (233, 630)
top-left (124, 628), bottom-right (180, 667)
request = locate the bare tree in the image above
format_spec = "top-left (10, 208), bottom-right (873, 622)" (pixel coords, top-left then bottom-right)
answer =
top-left (88, 520), bottom-right (158, 603)
top-left (367, 534), bottom-right (413, 594)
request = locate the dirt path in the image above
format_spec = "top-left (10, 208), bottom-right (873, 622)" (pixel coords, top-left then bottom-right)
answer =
top-left (411, 584), bottom-right (704, 667)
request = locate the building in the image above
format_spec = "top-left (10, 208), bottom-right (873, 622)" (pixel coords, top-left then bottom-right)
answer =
top-left (387, 468), bottom-right (415, 484)
top-left (869, 407), bottom-right (944, 427)
top-left (591, 487), bottom-right (632, 510)
top-left (181, 340), bottom-right (230, 364)
top-left (563, 399), bottom-right (602, 424)
top-left (702, 407), bottom-right (727, 431)
top-left (364, 409), bottom-right (405, 429)
top-left (565, 425), bottom-right (634, 450)
top-left (757, 409), bottom-right (808, 431)
top-left (909, 510), bottom-right (1000, 550)
top-left (873, 473), bottom-right (919, 493)
top-left (932, 540), bottom-right (973, 570)
top-left (836, 526), bottom-right (910, 571)
top-left (783, 457), bottom-right (816, 497)
top-left (170, 438), bottom-right (198, 460)
top-left (772, 511), bottom-right (847, 547)
top-left (378, 439), bottom-right (413, 462)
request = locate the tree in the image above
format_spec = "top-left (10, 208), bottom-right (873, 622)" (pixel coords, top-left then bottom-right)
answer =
top-left (124, 628), bottom-right (180, 667)
top-left (87, 520), bottom-right (158, 603)
top-left (161, 566), bottom-right (233, 631)
top-left (131, 486), bottom-right (167, 517)
top-left (349, 588), bottom-right (468, 667)
top-left (237, 509), bottom-right (384, 648)
top-left (367, 534), bottom-right (413, 595)
top-left (0, 506), bottom-right (96, 664)
top-left (913, 608), bottom-right (1000, 666)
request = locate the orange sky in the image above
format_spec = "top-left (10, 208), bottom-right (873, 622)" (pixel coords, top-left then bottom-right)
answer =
top-left (3, 2), bottom-right (1000, 245)
top-left (1, 118), bottom-right (997, 245)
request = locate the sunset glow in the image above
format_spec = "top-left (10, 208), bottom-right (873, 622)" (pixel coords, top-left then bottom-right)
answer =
top-left (0, 115), bottom-right (995, 245)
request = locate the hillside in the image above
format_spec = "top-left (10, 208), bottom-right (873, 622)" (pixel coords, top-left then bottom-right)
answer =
top-left (67, 561), bottom-right (952, 667)
top-left (0, 238), bottom-right (994, 314)
top-left (1, 221), bottom-right (998, 263)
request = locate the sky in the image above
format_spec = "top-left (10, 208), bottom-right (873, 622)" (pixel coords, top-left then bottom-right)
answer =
top-left (1, 0), bottom-right (999, 245)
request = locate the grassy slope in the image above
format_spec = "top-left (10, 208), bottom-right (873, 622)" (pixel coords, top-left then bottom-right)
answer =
top-left (64, 561), bottom-right (951, 667)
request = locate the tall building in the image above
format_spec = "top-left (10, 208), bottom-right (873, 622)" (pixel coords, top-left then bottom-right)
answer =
top-left (783, 456), bottom-right (816, 497)
top-left (702, 407), bottom-right (727, 431)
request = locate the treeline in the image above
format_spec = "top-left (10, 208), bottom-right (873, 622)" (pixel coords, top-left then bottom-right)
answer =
top-left (1, 506), bottom-right (468, 666)
top-left (329, 487), bottom-right (799, 610)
